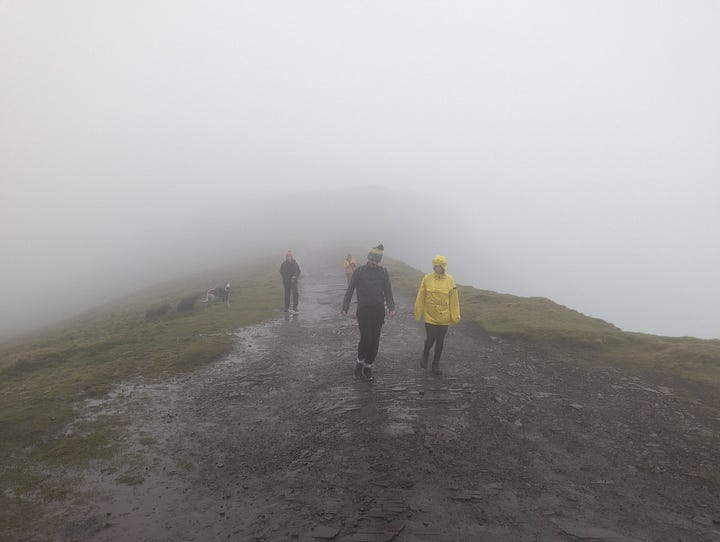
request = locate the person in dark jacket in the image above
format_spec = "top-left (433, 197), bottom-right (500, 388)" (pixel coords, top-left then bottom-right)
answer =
top-left (280, 250), bottom-right (301, 312)
top-left (341, 244), bottom-right (396, 380)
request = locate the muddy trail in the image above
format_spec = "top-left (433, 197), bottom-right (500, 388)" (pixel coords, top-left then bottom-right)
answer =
top-left (37, 261), bottom-right (720, 541)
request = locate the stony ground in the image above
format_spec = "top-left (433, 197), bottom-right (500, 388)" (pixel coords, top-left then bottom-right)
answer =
top-left (23, 261), bottom-right (720, 541)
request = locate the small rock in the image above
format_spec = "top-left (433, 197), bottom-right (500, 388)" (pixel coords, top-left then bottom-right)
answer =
top-left (302, 525), bottom-right (340, 539)
top-left (553, 520), bottom-right (635, 540)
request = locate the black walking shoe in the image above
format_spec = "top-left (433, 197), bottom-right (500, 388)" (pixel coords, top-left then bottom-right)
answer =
top-left (363, 364), bottom-right (373, 380)
top-left (354, 362), bottom-right (363, 379)
top-left (431, 363), bottom-right (442, 375)
top-left (420, 354), bottom-right (429, 369)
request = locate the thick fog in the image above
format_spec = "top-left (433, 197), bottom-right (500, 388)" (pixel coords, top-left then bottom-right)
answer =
top-left (2, 2), bottom-right (719, 341)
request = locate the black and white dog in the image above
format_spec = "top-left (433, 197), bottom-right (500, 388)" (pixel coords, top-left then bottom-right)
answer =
top-left (204, 283), bottom-right (231, 307)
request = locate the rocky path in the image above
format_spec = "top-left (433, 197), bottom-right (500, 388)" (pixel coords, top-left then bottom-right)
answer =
top-left (49, 260), bottom-right (720, 541)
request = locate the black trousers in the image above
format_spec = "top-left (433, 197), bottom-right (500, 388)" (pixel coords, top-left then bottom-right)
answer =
top-left (283, 279), bottom-right (298, 310)
top-left (356, 304), bottom-right (386, 365)
top-left (423, 323), bottom-right (449, 363)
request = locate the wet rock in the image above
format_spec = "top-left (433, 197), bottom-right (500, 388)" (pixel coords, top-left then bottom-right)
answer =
top-left (553, 520), bottom-right (642, 541)
top-left (692, 515), bottom-right (713, 526)
top-left (300, 525), bottom-right (340, 539)
top-left (353, 521), bottom-right (405, 541)
top-left (534, 392), bottom-right (565, 399)
top-left (484, 483), bottom-right (503, 491)
top-left (451, 489), bottom-right (484, 501)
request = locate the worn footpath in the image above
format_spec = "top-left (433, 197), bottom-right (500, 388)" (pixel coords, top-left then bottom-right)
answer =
top-left (38, 260), bottom-right (720, 541)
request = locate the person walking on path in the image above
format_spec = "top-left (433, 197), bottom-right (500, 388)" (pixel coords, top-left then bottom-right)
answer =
top-left (343, 253), bottom-right (357, 285)
top-left (280, 250), bottom-right (301, 312)
top-left (414, 255), bottom-right (461, 375)
top-left (341, 244), bottom-right (396, 380)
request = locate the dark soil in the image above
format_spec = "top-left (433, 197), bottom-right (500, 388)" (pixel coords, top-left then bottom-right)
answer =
top-left (20, 261), bottom-right (720, 541)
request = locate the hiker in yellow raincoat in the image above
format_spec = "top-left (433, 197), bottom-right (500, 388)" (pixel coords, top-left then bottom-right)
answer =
top-left (414, 255), bottom-right (461, 375)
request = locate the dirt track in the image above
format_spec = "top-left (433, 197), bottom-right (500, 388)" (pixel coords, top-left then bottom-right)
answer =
top-left (41, 260), bottom-right (720, 541)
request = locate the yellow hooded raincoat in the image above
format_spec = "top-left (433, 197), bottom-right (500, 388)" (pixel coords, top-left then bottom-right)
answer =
top-left (414, 255), bottom-right (461, 325)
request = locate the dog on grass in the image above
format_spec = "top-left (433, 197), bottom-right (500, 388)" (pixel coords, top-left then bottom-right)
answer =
top-left (203, 283), bottom-right (231, 307)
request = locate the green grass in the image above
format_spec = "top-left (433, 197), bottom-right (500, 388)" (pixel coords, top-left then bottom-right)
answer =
top-left (0, 256), bottom-right (282, 516)
top-left (386, 259), bottom-right (720, 386)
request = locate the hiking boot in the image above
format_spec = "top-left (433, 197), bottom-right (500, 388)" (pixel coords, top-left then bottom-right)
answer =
top-left (362, 363), bottom-right (373, 380)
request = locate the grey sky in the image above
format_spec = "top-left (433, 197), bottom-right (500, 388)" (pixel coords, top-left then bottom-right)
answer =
top-left (1, 1), bottom-right (719, 340)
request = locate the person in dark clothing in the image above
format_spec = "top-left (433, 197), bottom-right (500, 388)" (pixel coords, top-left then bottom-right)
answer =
top-left (341, 244), bottom-right (396, 380)
top-left (279, 250), bottom-right (301, 312)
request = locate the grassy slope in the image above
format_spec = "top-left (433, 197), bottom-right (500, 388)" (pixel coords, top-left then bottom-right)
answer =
top-left (0, 256), bottom-right (282, 516)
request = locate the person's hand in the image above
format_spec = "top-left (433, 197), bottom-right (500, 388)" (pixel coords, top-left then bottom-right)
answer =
top-left (388, 310), bottom-right (396, 317)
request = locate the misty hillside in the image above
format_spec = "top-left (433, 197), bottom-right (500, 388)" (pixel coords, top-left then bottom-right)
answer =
top-left (4, 185), bottom-right (718, 343)
top-left (3, 3), bottom-right (719, 537)
top-left (2, 249), bottom-right (719, 541)
top-left (1, 187), bottom-right (473, 342)
top-left (3, 251), bottom-right (719, 386)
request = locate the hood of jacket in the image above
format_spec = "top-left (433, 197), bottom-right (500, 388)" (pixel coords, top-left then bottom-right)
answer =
top-left (432, 255), bottom-right (448, 272)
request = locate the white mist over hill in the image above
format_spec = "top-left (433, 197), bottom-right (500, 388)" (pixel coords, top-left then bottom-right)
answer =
top-left (1, 187), bottom-right (718, 341)
top-left (2, 2), bottom-right (719, 340)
